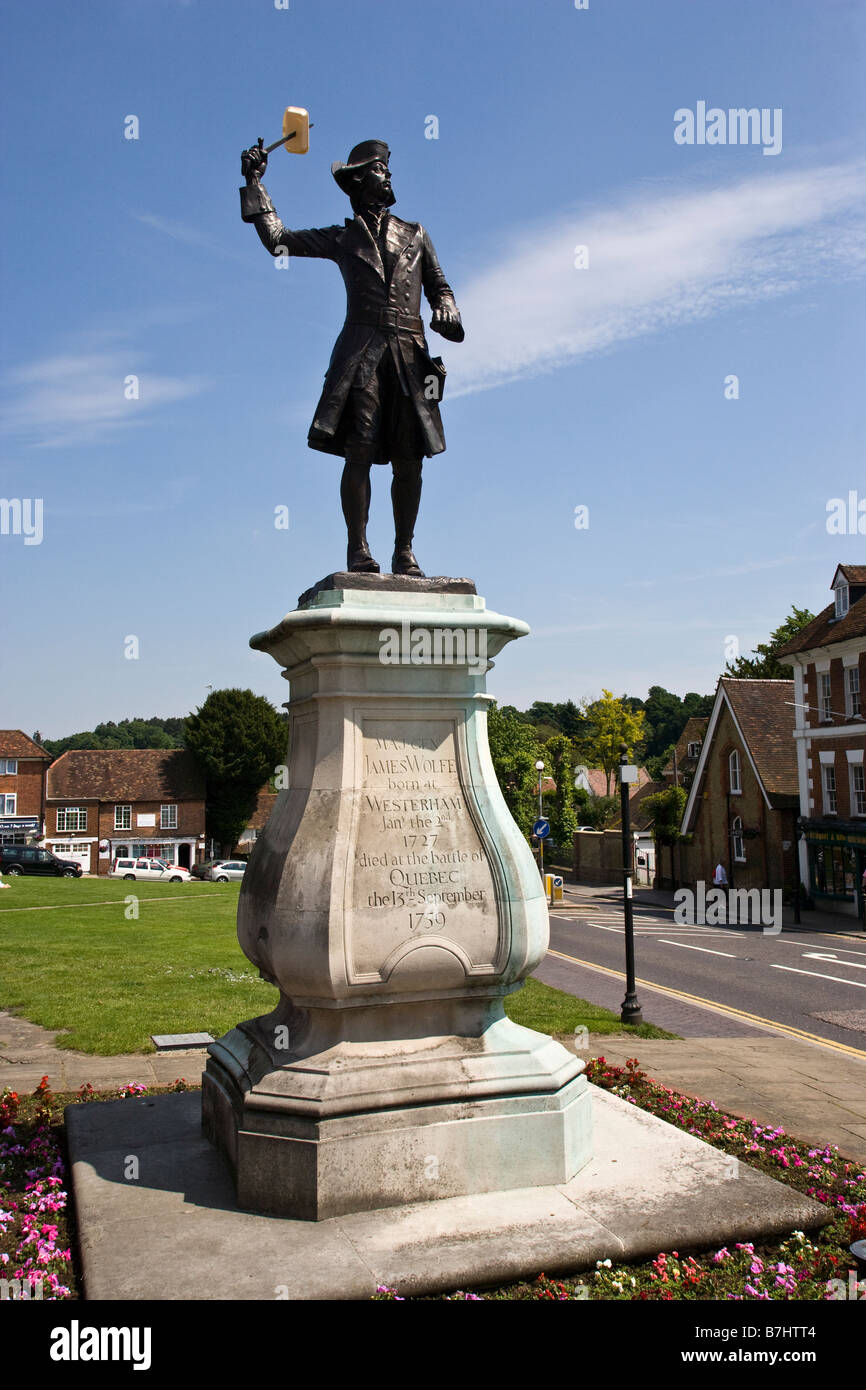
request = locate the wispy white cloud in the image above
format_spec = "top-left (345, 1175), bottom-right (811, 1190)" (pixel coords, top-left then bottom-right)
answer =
top-left (1, 346), bottom-right (206, 448)
top-left (448, 161), bottom-right (866, 397)
top-left (132, 213), bottom-right (248, 265)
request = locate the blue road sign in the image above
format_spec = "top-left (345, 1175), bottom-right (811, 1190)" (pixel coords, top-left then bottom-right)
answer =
top-left (532, 818), bottom-right (551, 839)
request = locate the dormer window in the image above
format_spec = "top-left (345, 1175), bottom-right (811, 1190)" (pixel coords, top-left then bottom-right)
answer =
top-left (835, 582), bottom-right (850, 619)
top-left (687, 741), bottom-right (702, 758)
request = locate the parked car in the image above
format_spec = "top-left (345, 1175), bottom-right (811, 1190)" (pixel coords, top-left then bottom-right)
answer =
top-left (0, 846), bottom-right (83, 878)
top-left (206, 860), bottom-right (247, 882)
top-left (109, 858), bottom-right (191, 882)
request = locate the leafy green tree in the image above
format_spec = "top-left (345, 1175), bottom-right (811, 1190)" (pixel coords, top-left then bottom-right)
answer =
top-left (42, 716), bottom-right (185, 758)
top-left (640, 687), bottom-right (713, 760)
top-left (640, 785), bottom-right (688, 888)
top-left (581, 690), bottom-right (647, 794)
top-left (545, 734), bottom-right (577, 850)
top-left (582, 794), bottom-right (619, 831)
top-left (486, 702), bottom-right (544, 837)
top-left (186, 689), bottom-right (286, 855)
top-left (725, 606), bottom-right (815, 681)
top-left (646, 743), bottom-right (676, 783)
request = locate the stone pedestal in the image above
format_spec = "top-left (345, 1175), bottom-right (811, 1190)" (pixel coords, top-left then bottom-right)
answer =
top-left (202, 577), bottom-right (592, 1219)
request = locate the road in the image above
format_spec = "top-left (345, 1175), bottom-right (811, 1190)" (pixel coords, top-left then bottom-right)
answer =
top-left (539, 885), bottom-right (866, 1057)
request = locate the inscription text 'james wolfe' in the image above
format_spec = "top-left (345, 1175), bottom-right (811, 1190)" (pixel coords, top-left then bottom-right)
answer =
top-left (347, 720), bottom-right (501, 982)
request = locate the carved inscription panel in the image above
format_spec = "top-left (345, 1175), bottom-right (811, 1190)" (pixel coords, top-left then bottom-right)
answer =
top-left (347, 718), bottom-right (501, 982)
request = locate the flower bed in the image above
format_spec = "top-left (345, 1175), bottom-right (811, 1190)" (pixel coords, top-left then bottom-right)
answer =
top-left (3, 1063), bottom-right (863, 1302)
top-left (376, 1056), bottom-right (866, 1300)
top-left (1, 1076), bottom-right (190, 1300)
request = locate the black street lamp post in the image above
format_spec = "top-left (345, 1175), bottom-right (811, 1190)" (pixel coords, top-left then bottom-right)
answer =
top-left (619, 744), bottom-right (643, 1026)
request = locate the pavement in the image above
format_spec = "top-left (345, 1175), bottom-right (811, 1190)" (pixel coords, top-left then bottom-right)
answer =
top-left (0, 1011), bottom-right (208, 1094)
top-left (2, 879), bottom-right (865, 1166)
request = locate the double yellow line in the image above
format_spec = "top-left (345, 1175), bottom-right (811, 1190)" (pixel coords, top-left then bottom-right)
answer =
top-left (546, 947), bottom-right (866, 1060)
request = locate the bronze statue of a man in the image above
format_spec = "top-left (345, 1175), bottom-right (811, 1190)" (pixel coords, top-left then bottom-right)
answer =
top-left (240, 138), bottom-right (464, 577)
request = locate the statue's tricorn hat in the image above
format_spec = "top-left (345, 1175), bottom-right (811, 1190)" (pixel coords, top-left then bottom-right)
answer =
top-left (331, 140), bottom-right (392, 195)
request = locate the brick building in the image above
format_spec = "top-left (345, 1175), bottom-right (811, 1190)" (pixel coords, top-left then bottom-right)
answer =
top-left (777, 564), bottom-right (866, 916)
top-left (662, 716), bottom-right (709, 790)
top-left (0, 731), bottom-right (51, 846)
top-left (45, 749), bottom-right (206, 876)
top-left (679, 679), bottom-right (799, 896)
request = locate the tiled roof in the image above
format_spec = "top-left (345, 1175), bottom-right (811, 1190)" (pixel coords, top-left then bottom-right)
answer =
top-left (0, 730), bottom-right (51, 759)
top-left (721, 678), bottom-right (798, 804)
top-left (839, 565), bottom-right (866, 584)
top-left (46, 749), bottom-right (204, 802)
top-left (777, 591), bottom-right (866, 657)
top-left (247, 789), bottom-right (278, 830)
top-left (616, 780), bottom-right (669, 831)
top-left (576, 767), bottom-right (652, 798)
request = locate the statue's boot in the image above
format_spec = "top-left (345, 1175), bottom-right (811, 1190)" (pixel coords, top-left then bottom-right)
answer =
top-left (391, 457), bottom-right (425, 577)
top-left (341, 456), bottom-right (379, 573)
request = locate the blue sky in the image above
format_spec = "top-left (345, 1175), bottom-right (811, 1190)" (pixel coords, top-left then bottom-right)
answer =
top-left (2, 0), bottom-right (864, 737)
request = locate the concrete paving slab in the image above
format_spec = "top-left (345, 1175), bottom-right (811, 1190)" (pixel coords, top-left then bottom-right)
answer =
top-left (589, 1035), bottom-right (866, 1165)
top-left (66, 1088), bottom-right (827, 1301)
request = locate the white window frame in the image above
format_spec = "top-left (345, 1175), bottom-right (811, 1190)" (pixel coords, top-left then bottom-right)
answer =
top-left (2, 793), bottom-right (16, 816)
top-left (114, 804), bottom-right (132, 830)
top-left (160, 804), bottom-right (178, 830)
top-left (732, 816), bottom-right (746, 863)
top-left (822, 764), bottom-right (837, 816)
top-left (819, 671), bottom-right (832, 722)
top-left (850, 764), bottom-right (866, 818)
top-left (1, 759), bottom-right (18, 775)
top-left (845, 666), bottom-right (861, 719)
top-left (57, 806), bottom-right (87, 832)
top-left (835, 583), bottom-right (850, 619)
top-left (728, 749), bottom-right (742, 795)
top-left (687, 741), bottom-right (702, 758)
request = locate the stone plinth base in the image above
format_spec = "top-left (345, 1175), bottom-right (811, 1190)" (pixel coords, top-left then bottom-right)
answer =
top-left (66, 1088), bottom-right (829, 1302)
top-left (202, 1006), bottom-right (592, 1220)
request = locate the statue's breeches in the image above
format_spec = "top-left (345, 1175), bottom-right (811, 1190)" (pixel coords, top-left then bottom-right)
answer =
top-left (341, 348), bottom-right (425, 464)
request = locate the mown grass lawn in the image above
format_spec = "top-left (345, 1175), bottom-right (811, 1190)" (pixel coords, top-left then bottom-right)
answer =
top-left (0, 877), bottom-right (274, 1054)
top-left (0, 877), bottom-right (676, 1053)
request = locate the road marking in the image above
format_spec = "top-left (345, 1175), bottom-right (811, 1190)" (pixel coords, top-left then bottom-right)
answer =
top-left (803, 949), bottom-right (866, 964)
top-left (658, 940), bottom-right (739, 958)
top-left (771, 964), bottom-right (866, 989)
top-left (545, 947), bottom-right (866, 1058)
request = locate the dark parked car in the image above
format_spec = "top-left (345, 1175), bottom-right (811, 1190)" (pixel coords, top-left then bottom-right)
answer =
top-left (1, 846), bottom-right (83, 878)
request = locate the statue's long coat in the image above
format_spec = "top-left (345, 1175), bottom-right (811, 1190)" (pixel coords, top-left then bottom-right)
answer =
top-left (241, 182), bottom-right (458, 460)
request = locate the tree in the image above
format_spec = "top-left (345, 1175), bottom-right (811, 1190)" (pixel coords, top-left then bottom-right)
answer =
top-left (41, 716), bottom-right (185, 758)
top-left (725, 606), bottom-right (815, 681)
top-left (574, 789), bottom-right (618, 831)
top-left (580, 690), bottom-right (647, 794)
top-left (545, 734), bottom-right (577, 850)
top-left (186, 689), bottom-right (286, 855)
top-left (486, 702), bottom-right (544, 838)
top-left (641, 687), bottom-right (713, 761)
top-left (640, 785), bottom-right (688, 888)
top-left (646, 743), bottom-right (676, 783)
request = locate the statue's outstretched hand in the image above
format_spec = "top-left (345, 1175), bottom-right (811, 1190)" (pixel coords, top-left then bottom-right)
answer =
top-left (431, 301), bottom-right (465, 343)
top-left (241, 139), bottom-right (268, 184)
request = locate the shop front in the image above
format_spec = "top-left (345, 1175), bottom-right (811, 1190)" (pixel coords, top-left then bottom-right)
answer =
top-left (803, 819), bottom-right (866, 918)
